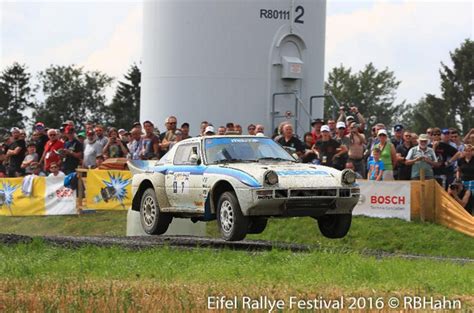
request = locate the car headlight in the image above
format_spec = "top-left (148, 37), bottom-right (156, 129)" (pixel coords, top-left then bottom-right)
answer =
top-left (341, 169), bottom-right (356, 185)
top-left (264, 170), bottom-right (279, 185)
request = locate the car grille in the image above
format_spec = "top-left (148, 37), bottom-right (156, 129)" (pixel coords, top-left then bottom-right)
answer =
top-left (257, 188), bottom-right (355, 200)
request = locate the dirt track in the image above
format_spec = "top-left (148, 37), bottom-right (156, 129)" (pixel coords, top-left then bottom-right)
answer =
top-left (1, 233), bottom-right (473, 264)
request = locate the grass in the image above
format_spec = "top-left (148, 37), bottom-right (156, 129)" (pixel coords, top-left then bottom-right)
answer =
top-left (1, 212), bottom-right (473, 258)
top-left (0, 240), bottom-right (473, 311)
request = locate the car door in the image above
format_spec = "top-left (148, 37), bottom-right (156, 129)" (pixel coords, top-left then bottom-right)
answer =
top-left (165, 143), bottom-right (204, 210)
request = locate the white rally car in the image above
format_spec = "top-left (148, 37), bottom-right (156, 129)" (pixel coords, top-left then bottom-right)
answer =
top-left (128, 136), bottom-right (360, 241)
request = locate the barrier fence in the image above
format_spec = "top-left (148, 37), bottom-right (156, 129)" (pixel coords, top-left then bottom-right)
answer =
top-left (0, 169), bottom-right (472, 237)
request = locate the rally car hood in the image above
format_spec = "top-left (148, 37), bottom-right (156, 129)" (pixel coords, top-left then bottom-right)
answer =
top-left (217, 162), bottom-right (343, 188)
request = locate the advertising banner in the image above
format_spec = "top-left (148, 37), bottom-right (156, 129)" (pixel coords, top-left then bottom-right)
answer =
top-left (44, 176), bottom-right (77, 215)
top-left (0, 177), bottom-right (46, 216)
top-left (353, 180), bottom-right (411, 221)
top-left (86, 170), bottom-right (132, 211)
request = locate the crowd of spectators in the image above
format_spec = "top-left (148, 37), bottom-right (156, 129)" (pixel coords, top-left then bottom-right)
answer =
top-left (1, 108), bottom-right (472, 214)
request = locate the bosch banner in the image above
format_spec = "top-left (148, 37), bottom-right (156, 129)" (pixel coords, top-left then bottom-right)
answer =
top-left (353, 181), bottom-right (411, 221)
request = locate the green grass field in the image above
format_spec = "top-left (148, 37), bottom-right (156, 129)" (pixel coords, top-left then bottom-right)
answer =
top-left (1, 212), bottom-right (473, 311)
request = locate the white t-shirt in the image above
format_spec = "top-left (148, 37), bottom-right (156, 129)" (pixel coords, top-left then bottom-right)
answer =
top-left (48, 171), bottom-right (65, 178)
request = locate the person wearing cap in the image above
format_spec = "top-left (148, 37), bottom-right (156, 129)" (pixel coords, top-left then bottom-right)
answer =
top-left (34, 122), bottom-right (49, 158)
top-left (61, 125), bottom-right (83, 174)
top-left (276, 124), bottom-right (305, 158)
top-left (40, 128), bottom-right (64, 173)
top-left (432, 128), bottom-right (458, 189)
top-left (142, 121), bottom-right (160, 160)
top-left (314, 125), bottom-right (347, 168)
top-left (334, 122), bottom-right (350, 170)
top-left (405, 134), bottom-right (438, 180)
top-left (391, 124), bottom-right (404, 148)
top-left (395, 131), bottom-right (414, 180)
top-left (5, 127), bottom-right (27, 177)
top-left (337, 105), bottom-right (366, 132)
top-left (204, 125), bottom-right (215, 136)
top-left (21, 142), bottom-right (39, 175)
top-left (310, 118), bottom-right (324, 145)
top-left (169, 129), bottom-right (184, 149)
top-left (83, 130), bottom-right (103, 168)
top-left (373, 129), bottom-right (397, 180)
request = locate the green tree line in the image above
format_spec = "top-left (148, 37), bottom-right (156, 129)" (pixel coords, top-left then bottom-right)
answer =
top-left (0, 39), bottom-right (472, 134)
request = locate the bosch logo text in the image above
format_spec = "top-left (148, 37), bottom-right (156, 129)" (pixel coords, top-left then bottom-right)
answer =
top-left (370, 196), bottom-right (406, 205)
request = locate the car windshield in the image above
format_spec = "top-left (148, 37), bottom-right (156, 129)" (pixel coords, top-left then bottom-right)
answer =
top-left (204, 137), bottom-right (295, 164)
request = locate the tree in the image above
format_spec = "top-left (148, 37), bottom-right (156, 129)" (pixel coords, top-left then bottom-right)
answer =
top-left (107, 64), bottom-right (141, 130)
top-left (440, 39), bottom-right (473, 133)
top-left (33, 65), bottom-right (112, 128)
top-left (0, 62), bottom-right (33, 128)
top-left (402, 95), bottom-right (455, 134)
top-left (324, 63), bottom-right (404, 127)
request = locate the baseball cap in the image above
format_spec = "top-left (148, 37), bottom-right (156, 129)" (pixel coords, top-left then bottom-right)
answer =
top-left (35, 122), bottom-right (45, 129)
top-left (77, 131), bottom-right (86, 138)
top-left (321, 125), bottom-right (330, 132)
top-left (441, 128), bottom-right (450, 135)
top-left (311, 118), bottom-right (324, 126)
top-left (377, 129), bottom-right (388, 136)
top-left (394, 124), bottom-right (404, 132)
top-left (175, 129), bottom-right (183, 136)
top-left (419, 134), bottom-right (429, 141)
top-left (118, 129), bottom-right (126, 134)
top-left (204, 126), bottom-right (215, 134)
top-left (346, 116), bottom-right (355, 122)
top-left (10, 127), bottom-right (20, 133)
top-left (336, 122), bottom-right (346, 129)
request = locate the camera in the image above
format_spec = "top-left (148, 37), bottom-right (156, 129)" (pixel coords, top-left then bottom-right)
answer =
top-left (449, 184), bottom-right (457, 190)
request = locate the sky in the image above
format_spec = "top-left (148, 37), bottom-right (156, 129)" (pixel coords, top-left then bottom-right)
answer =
top-left (0, 0), bottom-right (472, 108)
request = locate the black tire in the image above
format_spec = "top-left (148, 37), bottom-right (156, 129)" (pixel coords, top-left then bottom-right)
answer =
top-left (217, 191), bottom-right (248, 241)
top-left (317, 214), bottom-right (352, 239)
top-left (248, 217), bottom-right (268, 234)
top-left (140, 188), bottom-right (172, 235)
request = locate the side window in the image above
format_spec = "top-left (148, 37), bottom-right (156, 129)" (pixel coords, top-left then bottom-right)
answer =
top-left (173, 144), bottom-right (200, 165)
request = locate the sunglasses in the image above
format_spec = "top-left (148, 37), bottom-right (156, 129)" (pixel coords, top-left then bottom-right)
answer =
top-left (378, 134), bottom-right (387, 137)
top-left (49, 134), bottom-right (57, 137)
top-left (433, 133), bottom-right (441, 136)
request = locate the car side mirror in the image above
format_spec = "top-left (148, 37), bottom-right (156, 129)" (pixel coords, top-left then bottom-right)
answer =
top-left (189, 154), bottom-right (201, 165)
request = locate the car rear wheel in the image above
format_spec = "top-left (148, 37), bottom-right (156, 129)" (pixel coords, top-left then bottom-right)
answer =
top-left (217, 191), bottom-right (248, 241)
top-left (317, 214), bottom-right (352, 239)
top-left (248, 217), bottom-right (268, 234)
top-left (140, 188), bottom-right (172, 235)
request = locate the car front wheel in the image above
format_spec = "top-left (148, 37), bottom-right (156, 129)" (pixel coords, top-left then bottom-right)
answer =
top-left (317, 214), bottom-right (352, 239)
top-left (217, 191), bottom-right (248, 241)
top-left (248, 217), bottom-right (268, 234)
top-left (140, 188), bottom-right (172, 235)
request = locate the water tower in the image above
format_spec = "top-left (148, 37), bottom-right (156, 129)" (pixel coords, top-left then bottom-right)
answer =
top-left (140, 0), bottom-right (326, 136)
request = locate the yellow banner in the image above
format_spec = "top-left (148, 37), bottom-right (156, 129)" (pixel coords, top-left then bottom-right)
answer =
top-left (0, 177), bottom-right (46, 216)
top-left (86, 170), bottom-right (132, 210)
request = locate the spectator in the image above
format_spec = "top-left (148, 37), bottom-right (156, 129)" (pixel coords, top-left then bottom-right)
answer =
top-left (367, 148), bottom-right (384, 181)
top-left (334, 122), bottom-right (350, 170)
top-left (199, 121), bottom-right (209, 136)
top-left (170, 129), bottom-right (184, 149)
top-left (448, 180), bottom-right (473, 215)
top-left (373, 129), bottom-right (397, 180)
top-left (455, 144), bottom-right (474, 191)
top-left (301, 132), bottom-right (318, 164)
top-left (432, 128), bottom-right (458, 188)
top-left (83, 130), bottom-right (103, 168)
top-left (30, 162), bottom-right (45, 177)
top-left (181, 123), bottom-right (192, 139)
top-left (33, 122), bottom-right (48, 158)
top-left (127, 127), bottom-right (145, 160)
top-left (204, 125), bottom-right (215, 136)
top-left (217, 126), bottom-right (226, 135)
top-left (462, 128), bottom-right (474, 144)
top-left (234, 124), bottom-right (243, 135)
top-left (327, 119), bottom-right (336, 138)
top-left (61, 126), bottom-right (83, 174)
top-left (94, 125), bottom-right (109, 149)
top-left (103, 127), bottom-right (128, 159)
top-left (276, 124), bottom-right (305, 158)
top-left (345, 161), bottom-right (363, 179)
top-left (411, 133), bottom-right (419, 146)
top-left (225, 122), bottom-right (234, 133)
top-left (247, 124), bottom-right (256, 135)
top-left (405, 134), bottom-right (438, 180)
top-left (391, 124), bottom-right (404, 148)
top-left (84, 121), bottom-right (95, 132)
top-left (5, 127), bottom-right (27, 177)
top-left (40, 129), bottom-right (64, 173)
top-left (48, 162), bottom-right (65, 178)
top-left (77, 131), bottom-right (86, 144)
top-left (118, 129), bottom-right (128, 142)
top-left (365, 123), bottom-right (385, 161)
top-left (337, 106), bottom-right (365, 132)
top-left (426, 128), bottom-right (433, 145)
top-left (142, 121), bottom-right (160, 159)
top-left (21, 142), bottom-right (39, 175)
top-left (95, 155), bottom-right (105, 168)
top-left (450, 129), bottom-right (464, 152)
top-left (255, 124), bottom-right (265, 135)
top-left (273, 121), bottom-right (290, 140)
top-left (314, 125), bottom-right (347, 167)
top-left (395, 131), bottom-right (414, 180)
top-left (310, 118), bottom-right (323, 145)
top-left (159, 116), bottom-right (177, 157)
top-left (347, 121), bottom-right (366, 178)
